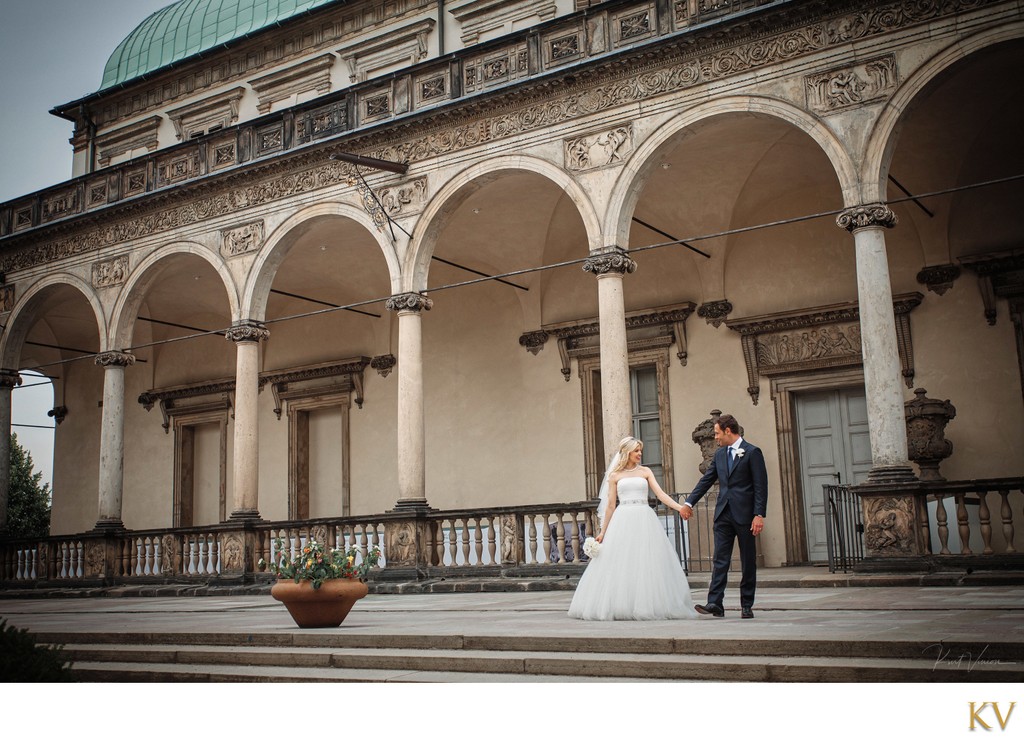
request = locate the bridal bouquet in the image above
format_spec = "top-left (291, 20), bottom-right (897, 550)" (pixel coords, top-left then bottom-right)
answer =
top-left (583, 536), bottom-right (602, 558)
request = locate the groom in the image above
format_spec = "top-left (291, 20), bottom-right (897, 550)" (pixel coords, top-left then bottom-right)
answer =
top-left (679, 414), bottom-right (767, 619)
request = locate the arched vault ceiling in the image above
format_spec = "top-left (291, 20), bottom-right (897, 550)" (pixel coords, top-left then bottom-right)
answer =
top-left (887, 40), bottom-right (1024, 258)
top-left (22, 286), bottom-right (101, 368)
top-left (131, 255), bottom-right (232, 343)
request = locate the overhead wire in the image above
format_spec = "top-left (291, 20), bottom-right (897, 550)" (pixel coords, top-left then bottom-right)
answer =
top-left (9, 169), bottom-right (1024, 368)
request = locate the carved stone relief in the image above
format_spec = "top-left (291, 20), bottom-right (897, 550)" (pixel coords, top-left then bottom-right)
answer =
top-left (565, 125), bottom-right (633, 171)
top-left (499, 514), bottom-right (522, 564)
top-left (370, 354), bottom-right (397, 377)
top-left (160, 534), bottom-right (181, 575)
top-left (295, 101), bottom-right (348, 144)
top-left (84, 540), bottom-right (106, 577)
top-left (463, 41), bottom-right (529, 94)
top-left (221, 221), bottom-right (265, 257)
top-left (612, 5), bottom-right (656, 47)
top-left (92, 254), bottom-right (130, 288)
top-left (42, 189), bottom-right (81, 223)
top-left (862, 495), bottom-right (915, 556)
top-left (384, 520), bottom-right (418, 565)
top-left (377, 177), bottom-right (427, 217)
top-left (727, 294), bottom-right (922, 405)
top-left (221, 533), bottom-right (246, 573)
top-left (0, 284), bottom-right (15, 313)
top-left (697, 299), bottom-right (732, 328)
top-left (543, 26), bottom-right (584, 67)
top-left (805, 54), bottom-right (898, 113)
top-left (157, 151), bottom-right (201, 187)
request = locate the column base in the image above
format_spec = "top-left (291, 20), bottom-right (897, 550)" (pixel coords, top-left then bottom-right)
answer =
top-left (866, 463), bottom-right (918, 484)
top-left (93, 518), bottom-right (125, 532)
top-left (227, 509), bottom-right (262, 521)
top-left (389, 497), bottom-right (432, 512)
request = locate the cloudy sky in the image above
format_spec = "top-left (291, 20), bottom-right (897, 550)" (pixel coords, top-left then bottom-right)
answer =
top-left (1, 0), bottom-right (173, 485)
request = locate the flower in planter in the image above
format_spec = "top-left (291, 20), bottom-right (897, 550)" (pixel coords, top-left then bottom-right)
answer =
top-left (259, 539), bottom-right (380, 590)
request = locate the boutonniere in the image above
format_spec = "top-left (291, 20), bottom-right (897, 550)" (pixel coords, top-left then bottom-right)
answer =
top-left (734, 448), bottom-right (745, 458)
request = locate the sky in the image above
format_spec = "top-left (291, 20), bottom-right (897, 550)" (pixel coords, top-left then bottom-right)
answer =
top-left (0, 0), bottom-right (173, 487)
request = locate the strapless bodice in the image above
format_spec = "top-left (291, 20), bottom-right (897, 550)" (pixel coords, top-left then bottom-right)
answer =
top-left (617, 476), bottom-right (650, 505)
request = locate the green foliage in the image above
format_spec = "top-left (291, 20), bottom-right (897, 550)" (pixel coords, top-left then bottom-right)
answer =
top-left (0, 618), bottom-right (74, 682)
top-left (259, 539), bottom-right (381, 589)
top-left (6, 432), bottom-right (51, 538)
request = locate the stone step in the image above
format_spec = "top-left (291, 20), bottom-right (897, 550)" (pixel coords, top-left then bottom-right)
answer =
top-left (38, 630), bottom-right (1024, 662)
top-left (60, 642), bottom-right (1024, 682)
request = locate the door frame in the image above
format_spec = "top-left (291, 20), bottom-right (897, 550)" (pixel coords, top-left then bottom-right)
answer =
top-left (769, 367), bottom-right (864, 564)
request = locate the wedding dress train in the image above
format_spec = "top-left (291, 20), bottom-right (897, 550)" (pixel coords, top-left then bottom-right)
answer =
top-left (568, 476), bottom-right (696, 621)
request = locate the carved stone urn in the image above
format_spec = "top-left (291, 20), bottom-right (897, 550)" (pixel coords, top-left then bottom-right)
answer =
top-left (270, 578), bottom-right (368, 628)
top-left (691, 409), bottom-right (722, 474)
top-left (904, 388), bottom-right (956, 482)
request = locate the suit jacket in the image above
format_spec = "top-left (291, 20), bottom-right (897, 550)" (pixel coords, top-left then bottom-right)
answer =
top-left (685, 438), bottom-right (768, 525)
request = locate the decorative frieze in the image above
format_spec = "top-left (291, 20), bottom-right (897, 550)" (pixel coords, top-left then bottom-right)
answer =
top-left (916, 264), bottom-right (960, 296)
top-left (463, 41), bottom-right (530, 95)
top-left (94, 351), bottom-right (136, 368)
top-left (210, 138), bottom-right (238, 171)
top-left (340, 163), bottom-right (389, 231)
top-left (295, 101), bottom-right (348, 145)
top-left (565, 125), bottom-right (633, 171)
top-left (370, 354), bottom-right (397, 377)
top-left (123, 168), bottom-right (147, 198)
top-left (612, 5), bottom-right (656, 47)
top-left (225, 321), bottom-right (270, 343)
top-left (92, 254), bottom-right (129, 288)
top-left (836, 203), bottom-right (898, 232)
top-left (697, 299), bottom-right (733, 328)
top-left (156, 150), bottom-right (201, 187)
top-left (805, 54), bottom-right (898, 113)
top-left (86, 180), bottom-right (109, 208)
top-left (582, 250), bottom-right (637, 277)
top-left (42, 189), bottom-right (81, 223)
top-left (522, 302), bottom-right (694, 380)
top-left (543, 26), bottom-right (584, 68)
top-left (414, 71), bottom-right (449, 108)
top-left (256, 124), bottom-right (285, 156)
top-left (727, 294), bottom-right (923, 405)
top-left (221, 221), bottom-right (265, 257)
top-left (386, 293), bottom-right (433, 313)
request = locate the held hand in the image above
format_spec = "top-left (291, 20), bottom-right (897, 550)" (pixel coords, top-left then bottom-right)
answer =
top-left (751, 515), bottom-right (765, 536)
top-left (596, 532), bottom-right (605, 543)
top-left (679, 504), bottom-right (693, 521)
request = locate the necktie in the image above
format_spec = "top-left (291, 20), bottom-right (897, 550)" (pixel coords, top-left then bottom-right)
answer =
top-left (727, 447), bottom-right (734, 472)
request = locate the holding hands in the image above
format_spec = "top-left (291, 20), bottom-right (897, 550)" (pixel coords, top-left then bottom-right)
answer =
top-left (679, 502), bottom-right (693, 521)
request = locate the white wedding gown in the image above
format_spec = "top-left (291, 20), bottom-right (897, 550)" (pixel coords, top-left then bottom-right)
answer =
top-left (568, 476), bottom-right (696, 621)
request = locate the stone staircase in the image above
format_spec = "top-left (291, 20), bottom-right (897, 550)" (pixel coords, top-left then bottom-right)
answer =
top-left (41, 630), bottom-right (1024, 682)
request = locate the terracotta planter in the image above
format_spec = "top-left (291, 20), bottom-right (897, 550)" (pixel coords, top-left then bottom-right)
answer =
top-left (270, 578), bottom-right (369, 628)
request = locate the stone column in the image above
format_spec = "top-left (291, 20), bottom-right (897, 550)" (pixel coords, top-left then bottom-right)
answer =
top-left (837, 205), bottom-right (915, 483)
top-left (94, 351), bottom-right (135, 530)
top-left (583, 249), bottom-right (637, 455)
top-left (385, 293), bottom-right (433, 510)
top-left (225, 321), bottom-right (269, 520)
top-left (0, 370), bottom-right (22, 534)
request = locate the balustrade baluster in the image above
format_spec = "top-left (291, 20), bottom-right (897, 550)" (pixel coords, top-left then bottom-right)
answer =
top-left (119, 539), bottom-right (129, 576)
top-left (447, 521), bottom-right (458, 566)
top-left (999, 490), bottom-right (1016, 553)
top-left (978, 491), bottom-right (993, 554)
top-left (47, 542), bottom-right (57, 579)
top-left (554, 515), bottom-right (566, 563)
top-left (541, 515), bottom-right (552, 564)
top-left (487, 516), bottom-right (497, 565)
top-left (935, 495), bottom-right (951, 554)
top-left (955, 493), bottom-right (972, 555)
top-left (144, 537), bottom-right (154, 575)
top-left (568, 512), bottom-right (581, 563)
top-left (16, 549), bottom-right (24, 580)
top-left (29, 548), bottom-right (38, 580)
top-left (357, 524), bottom-right (368, 560)
top-left (474, 519), bottom-right (484, 566)
top-left (212, 535), bottom-right (221, 575)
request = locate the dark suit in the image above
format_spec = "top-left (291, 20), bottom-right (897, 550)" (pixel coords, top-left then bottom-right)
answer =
top-left (685, 438), bottom-right (768, 609)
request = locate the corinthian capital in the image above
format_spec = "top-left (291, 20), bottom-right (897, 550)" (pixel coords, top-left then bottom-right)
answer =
top-left (224, 321), bottom-right (270, 343)
top-left (0, 370), bottom-right (22, 390)
top-left (582, 250), bottom-right (637, 277)
top-left (836, 204), bottom-right (898, 233)
top-left (94, 351), bottom-right (136, 368)
top-left (386, 293), bottom-right (433, 313)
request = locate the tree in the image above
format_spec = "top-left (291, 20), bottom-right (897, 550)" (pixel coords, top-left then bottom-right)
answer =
top-left (6, 432), bottom-right (50, 538)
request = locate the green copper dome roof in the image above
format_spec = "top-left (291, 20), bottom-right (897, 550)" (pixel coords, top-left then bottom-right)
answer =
top-left (100, 0), bottom-right (342, 90)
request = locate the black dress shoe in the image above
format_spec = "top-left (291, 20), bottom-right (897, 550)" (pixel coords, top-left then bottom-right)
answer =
top-left (695, 603), bottom-right (724, 617)
top-left (741, 607), bottom-right (754, 619)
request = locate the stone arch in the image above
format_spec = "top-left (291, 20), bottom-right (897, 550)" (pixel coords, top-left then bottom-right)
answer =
top-left (604, 95), bottom-right (858, 250)
top-left (862, 21), bottom-right (1024, 203)
top-left (405, 154), bottom-right (602, 291)
top-left (108, 241), bottom-right (240, 351)
top-left (242, 201), bottom-right (401, 321)
top-left (0, 274), bottom-right (108, 370)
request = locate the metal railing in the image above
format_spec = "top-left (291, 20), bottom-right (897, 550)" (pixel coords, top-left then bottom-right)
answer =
top-left (823, 484), bottom-right (864, 573)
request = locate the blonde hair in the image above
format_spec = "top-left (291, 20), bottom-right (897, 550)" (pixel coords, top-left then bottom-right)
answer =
top-left (609, 436), bottom-right (643, 473)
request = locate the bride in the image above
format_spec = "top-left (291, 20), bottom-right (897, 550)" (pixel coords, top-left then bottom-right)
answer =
top-left (568, 436), bottom-right (696, 621)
